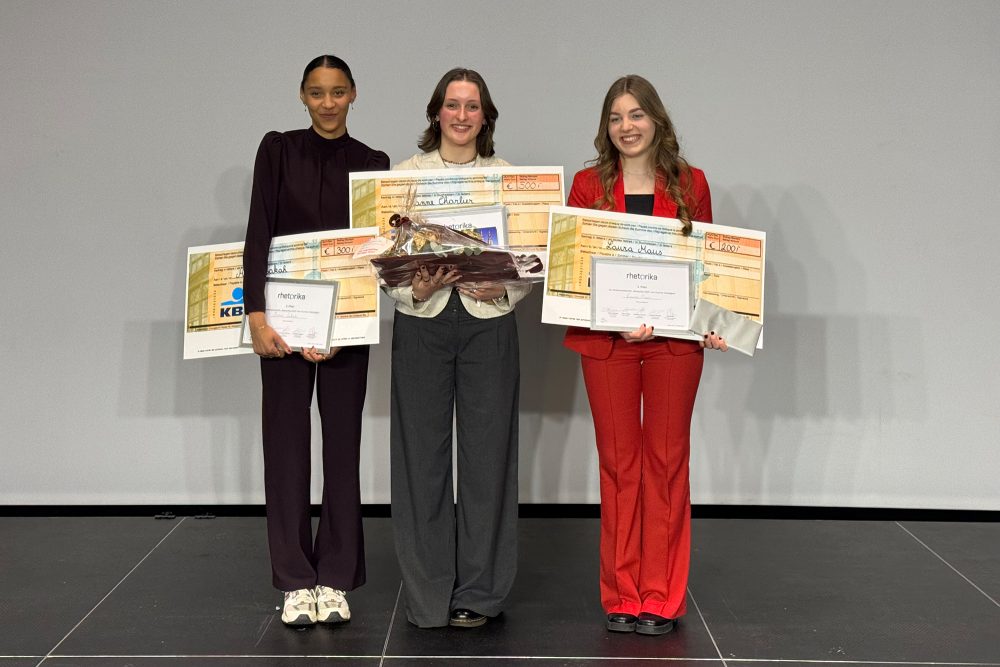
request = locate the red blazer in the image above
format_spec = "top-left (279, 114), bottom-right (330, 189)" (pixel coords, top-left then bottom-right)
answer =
top-left (563, 165), bottom-right (713, 359)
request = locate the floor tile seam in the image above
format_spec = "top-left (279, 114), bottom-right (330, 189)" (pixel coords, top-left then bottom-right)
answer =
top-left (379, 579), bottom-right (404, 667)
top-left (253, 613), bottom-right (276, 648)
top-left (895, 521), bottom-right (1000, 609)
top-left (41, 516), bottom-right (190, 658)
top-left (35, 654), bottom-right (385, 659)
top-left (687, 585), bottom-right (729, 667)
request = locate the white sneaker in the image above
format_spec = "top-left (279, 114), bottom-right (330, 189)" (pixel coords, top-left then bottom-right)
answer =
top-left (281, 588), bottom-right (317, 626)
top-left (315, 585), bottom-right (350, 623)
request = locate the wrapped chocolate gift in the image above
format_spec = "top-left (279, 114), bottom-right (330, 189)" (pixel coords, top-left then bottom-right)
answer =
top-left (362, 213), bottom-right (544, 287)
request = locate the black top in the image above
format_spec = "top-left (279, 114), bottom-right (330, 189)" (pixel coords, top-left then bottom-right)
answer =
top-left (242, 127), bottom-right (389, 313)
top-left (624, 194), bottom-right (654, 216)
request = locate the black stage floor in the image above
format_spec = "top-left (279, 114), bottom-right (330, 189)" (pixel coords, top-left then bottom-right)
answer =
top-left (2, 516), bottom-right (998, 666)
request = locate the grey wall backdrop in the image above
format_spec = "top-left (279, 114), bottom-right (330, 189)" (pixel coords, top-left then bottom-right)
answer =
top-left (2, 0), bottom-right (997, 508)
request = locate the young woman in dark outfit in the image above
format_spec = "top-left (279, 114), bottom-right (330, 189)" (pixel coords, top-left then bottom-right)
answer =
top-left (243, 55), bottom-right (389, 627)
top-left (564, 75), bottom-right (727, 636)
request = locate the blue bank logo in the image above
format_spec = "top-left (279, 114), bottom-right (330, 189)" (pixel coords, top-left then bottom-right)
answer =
top-left (220, 287), bottom-right (244, 317)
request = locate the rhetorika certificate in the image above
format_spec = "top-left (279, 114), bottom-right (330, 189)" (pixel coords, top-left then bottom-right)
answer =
top-left (239, 278), bottom-right (338, 354)
top-left (590, 257), bottom-right (693, 334)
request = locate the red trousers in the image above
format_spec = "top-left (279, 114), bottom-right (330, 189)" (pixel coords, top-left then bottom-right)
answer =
top-left (581, 338), bottom-right (703, 619)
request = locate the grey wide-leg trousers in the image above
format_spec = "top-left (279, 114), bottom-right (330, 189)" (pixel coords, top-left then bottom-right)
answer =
top-left (390, 292), bottom-right (520, 628)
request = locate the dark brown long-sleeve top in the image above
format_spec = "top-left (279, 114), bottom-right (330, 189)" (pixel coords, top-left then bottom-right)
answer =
top-left (243, 127), bottom-right (389, 313)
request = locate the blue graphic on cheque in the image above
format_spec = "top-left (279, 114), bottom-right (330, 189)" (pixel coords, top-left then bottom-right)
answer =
top-left (221, 287), bottom-right (243, 306)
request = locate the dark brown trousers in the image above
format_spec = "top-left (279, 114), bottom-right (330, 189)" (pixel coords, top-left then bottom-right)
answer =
top-left (260, 345), bottom-right (369, 592)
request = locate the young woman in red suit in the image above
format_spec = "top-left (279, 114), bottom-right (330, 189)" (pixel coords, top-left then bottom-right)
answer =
top-left (564, 75), bottom-right (728, 636)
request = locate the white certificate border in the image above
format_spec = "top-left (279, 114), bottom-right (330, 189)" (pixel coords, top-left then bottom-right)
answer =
top-left (589, 256), bottom-right (694, 334)
top-left (240, 278), bottom-right (340, 354)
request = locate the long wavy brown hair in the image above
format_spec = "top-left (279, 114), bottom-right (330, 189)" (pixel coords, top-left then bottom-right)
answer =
top-left (417, 68), bottom-right (499, 157)
top-left (589, 75), bottom-right (695, 234)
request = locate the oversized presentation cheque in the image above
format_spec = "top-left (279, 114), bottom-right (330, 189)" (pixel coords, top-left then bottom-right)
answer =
top-left (542, 206), bottom-right (765, 349)
top-left (183, 227), bottom-right (380, 360)
top-left (348, 166), bottom-right (564, 254)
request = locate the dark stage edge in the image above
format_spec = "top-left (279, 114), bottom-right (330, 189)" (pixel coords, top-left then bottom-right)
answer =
top-left (1, 503), bottom-right (998, 521)
top-left (1, 516), bottom-right (998, 666)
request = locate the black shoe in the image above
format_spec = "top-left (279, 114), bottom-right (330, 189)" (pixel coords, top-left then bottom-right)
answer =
top-left (606, 612), bottom-right (637, 632)
top-left (449, 608), bottom-right (487, 628)
top-left (635, 612), bottom-right (675, 635)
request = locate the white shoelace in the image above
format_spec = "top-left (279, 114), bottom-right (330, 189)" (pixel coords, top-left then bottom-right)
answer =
top-left (284, 588), bottom-right (315, 607)
top-left (315, 585), bottom-right (346, 603)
